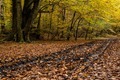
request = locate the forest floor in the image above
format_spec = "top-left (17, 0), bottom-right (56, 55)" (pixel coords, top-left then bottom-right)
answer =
top-left (0, 39), bottom-right (89, 64)
top-left (0, 38), bottom-right (120, 80)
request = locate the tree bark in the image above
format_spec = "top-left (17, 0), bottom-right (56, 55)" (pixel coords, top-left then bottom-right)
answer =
top-left (67, 11), bottom-right (76, 40)
top-left (0, 0), bottom-right (5, 34)
top-left (75, 18), bottom-right (82, 41)
top-left (16, 0), bottom-right (23, 42)
top-left (22, 0), bottom-right (41, 42)
top-left (11, 0), bottom-right (23, 42)
top-left (85, 27), bottom-right (89, 40)
top-left (37, 13), bottom-right (41, 33)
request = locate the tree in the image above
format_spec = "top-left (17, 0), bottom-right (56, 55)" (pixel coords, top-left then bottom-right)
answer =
top-left (11, 0), bottom-right (23, 42)
top-left (10, 0), bottom-right (60, 42)
top-left (0, 0), bottom-right (5, 33)
top-left (2, 0), bottom-right (120, 41)
top-left (9, 0), bottom-right (46, 42)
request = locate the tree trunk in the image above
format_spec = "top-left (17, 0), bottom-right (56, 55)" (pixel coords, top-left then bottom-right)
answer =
top-left (48, 13), bottom-right (53, 40)
top-left (67, 11), bottom-right (76, 40)
top-left (37, 13), bottom-right (41, 33)
top-left (16, 0), bottom-right (23, 42)
top-left (11, 0), bottom-right (23, 42)
top-left (62, 7), bottom-right (66, 21)
top-left (85, 28), bottom-right (89, 40)
top-left (75, 18), bottom-right (82, 41)
top-left (0, 0), bottom-right (5, 34)
top-left (23, 0), bottom-right (41, 42)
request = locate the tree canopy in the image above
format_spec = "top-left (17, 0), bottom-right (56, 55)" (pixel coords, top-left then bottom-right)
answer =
top-left (0, 0), bottom-right (120, 42)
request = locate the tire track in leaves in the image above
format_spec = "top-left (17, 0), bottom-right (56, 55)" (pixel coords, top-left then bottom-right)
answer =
top-left (0, 41), bottom-right (101, 72)
top-left (72, 39), bottom-right (112, 77)
top-left (0, 39), bottom-right (114, 79)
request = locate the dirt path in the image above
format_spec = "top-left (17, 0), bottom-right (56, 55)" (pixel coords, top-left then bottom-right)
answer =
top-left (0, 40), bottom-right (89, 66)
top-left (0, 39), bottom-right (119, 80)
top-left (82, 39), bottom-right (120, 80)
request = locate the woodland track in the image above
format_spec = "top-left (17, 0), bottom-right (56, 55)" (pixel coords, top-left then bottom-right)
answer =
top-left (0, 39), bottom-right (119, 80)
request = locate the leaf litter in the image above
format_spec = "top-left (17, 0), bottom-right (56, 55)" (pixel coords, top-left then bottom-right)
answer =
top-left (0, 39), bottom-right (119, 80)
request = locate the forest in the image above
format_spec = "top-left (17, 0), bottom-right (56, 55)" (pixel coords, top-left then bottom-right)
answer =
top-left (0, 0), bottom-right (120, 80)
top-left (0, 0), bottom-right (120, 42)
